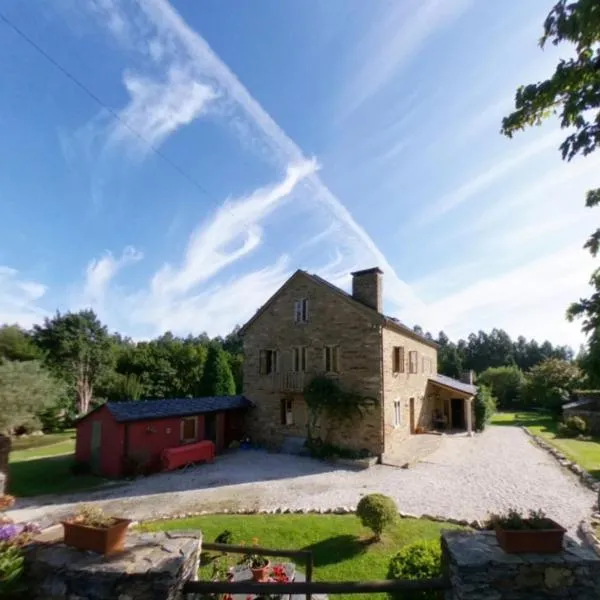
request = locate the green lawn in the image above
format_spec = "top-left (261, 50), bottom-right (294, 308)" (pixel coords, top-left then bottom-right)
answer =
top-left (141, 514), bottom-right (462, 600)
top-left (7, 430), bottom-right (107, 497)
top-left (491, 411), bottom-right (600, 478)
top-left (10, 430), bottom-right (76, 453)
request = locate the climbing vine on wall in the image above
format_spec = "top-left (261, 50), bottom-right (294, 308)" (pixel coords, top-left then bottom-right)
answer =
top-left (303, 374), bottom-right (377, 441)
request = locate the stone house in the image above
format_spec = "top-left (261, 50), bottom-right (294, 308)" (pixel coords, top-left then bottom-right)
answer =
top-left (240, 267), bottom-right (476, 459)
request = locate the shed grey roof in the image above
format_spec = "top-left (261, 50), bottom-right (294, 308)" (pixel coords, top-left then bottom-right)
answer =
top-left (563, 398), bottom-right (596, 410)
top-left (429, 374), bottom-right (477, 396)
top-left (105, 396), bottom-right (252, 423)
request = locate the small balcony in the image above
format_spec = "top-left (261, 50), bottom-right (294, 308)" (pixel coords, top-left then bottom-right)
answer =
top-left (271, 371), bottom-right (311, 392)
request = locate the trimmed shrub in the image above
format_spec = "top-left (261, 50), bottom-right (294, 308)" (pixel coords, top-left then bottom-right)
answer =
top-left (0, 542), bottom-right (26, 598)
top-left (356, 494), bottom-right (397, 540)
top-left (474, 385), bottom-right (496, 432)
top-left (387, 540), bottom-right (442, 600)
top-left (557, 415), bottom-right (587, 438)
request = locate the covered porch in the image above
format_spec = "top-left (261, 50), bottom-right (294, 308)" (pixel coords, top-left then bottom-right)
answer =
top-left (426, 374), bottom-right (477, 435)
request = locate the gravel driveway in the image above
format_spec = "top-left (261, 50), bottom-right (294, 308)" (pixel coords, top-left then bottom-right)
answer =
top-left (7, 426), bottom-right (596, 533)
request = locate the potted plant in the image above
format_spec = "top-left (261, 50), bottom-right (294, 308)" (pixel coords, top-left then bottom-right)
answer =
top-left (242, 539), bottom-right (270, 582)
top-left (61, 505), bottom-right (131, 555)
top-left (487, 508), bottom-right (565, 554)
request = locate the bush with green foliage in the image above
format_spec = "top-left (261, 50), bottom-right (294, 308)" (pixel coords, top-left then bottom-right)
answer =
top-left (356, 494), bottom-right (397, 541)
top-left (0, 542), bottom-right (26, 598)
top-left (387, 540), bottom-right (442, 600)
top-left (557, 415), bottom-right (587, 438)
top-left (477, 365), bottom-right (525, 409)
top-left (474, 385), bottom-right (496, 432)
top-left (306, 438), bottom-right (371, 461)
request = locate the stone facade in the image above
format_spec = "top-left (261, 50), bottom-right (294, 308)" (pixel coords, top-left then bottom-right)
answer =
top-left (381, 326), bottom-right (438, 453)
top-left (442, 530), bottom-right (600, 599)
top-left (0, 434), bottom-right (10, 495)
top-left (243, 271), bottom-right (384, 455)
top-left (24, 530), bottom-right (202, 600)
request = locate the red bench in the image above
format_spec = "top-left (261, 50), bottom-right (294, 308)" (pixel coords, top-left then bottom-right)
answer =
top-left (161, 440), bottom-right (216, 471)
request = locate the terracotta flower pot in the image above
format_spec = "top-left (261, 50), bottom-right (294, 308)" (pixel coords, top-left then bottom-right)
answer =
top-left (61, 518), bottom-right (131, 555)
top-left (495, 519), bottom-right (566, 554)
top-left (251, 561), bottom-right (271, 582)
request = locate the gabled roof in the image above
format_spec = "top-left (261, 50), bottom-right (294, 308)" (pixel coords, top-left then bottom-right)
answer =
top-left (81, 396), bottom-right (252, 424)
top-left (240, 269), bottom-right (438, 349)
top-left (429, 374), bottom-right (477, 396)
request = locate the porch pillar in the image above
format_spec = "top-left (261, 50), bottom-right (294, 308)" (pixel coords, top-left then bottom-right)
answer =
top-left (465, 396), bottom-right (473, 436)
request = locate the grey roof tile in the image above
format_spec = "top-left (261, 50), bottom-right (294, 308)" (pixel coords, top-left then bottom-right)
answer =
top-left (105, 396), bottom-right (252, 423)
top-left (429, 374), bottom-right (477, 396)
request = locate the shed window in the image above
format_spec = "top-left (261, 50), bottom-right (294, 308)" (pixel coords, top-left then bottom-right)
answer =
top-left (409, 351), bottom-right (418, 374)
top-left (393, 346), bottom-right (404, 373)
top-left (180, 417), bottom-right (198, 443)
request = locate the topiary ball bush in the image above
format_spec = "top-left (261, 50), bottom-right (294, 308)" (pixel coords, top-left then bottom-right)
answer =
top-left (356, 493), bottom-right (397, 540)
top-left (387, 540), bottom-right (442, 600)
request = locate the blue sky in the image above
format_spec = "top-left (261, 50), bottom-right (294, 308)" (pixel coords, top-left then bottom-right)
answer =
top-left (1, 0), bottom-right (598, 347)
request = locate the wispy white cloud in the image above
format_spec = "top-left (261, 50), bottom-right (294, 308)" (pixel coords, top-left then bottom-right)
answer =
top-left (82, 246), bottom-right (143, 307)
top-left (419, 242), bottom-right (599, 348)
top-left (340, 0), bottom-right (472, 118)
top-left (415, 129), bottom-right (563, 225)
top-left (0, 267), bottom-right (48, 327)
top-left (108, 66), bottom-right (217, 156)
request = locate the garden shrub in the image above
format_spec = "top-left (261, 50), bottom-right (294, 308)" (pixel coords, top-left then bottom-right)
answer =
top-left (0, 542), bottom-right (26, 598)
top-left (557, 415), bottom-right (587, 438)
top-left (306, 437), bottom-right (372, 461)
top-left (356, 494), bottom-right (397, 540)
top-left (474, 385), bottom-right (496, 432)
top-left (387, 540), bottom-right (442, 600)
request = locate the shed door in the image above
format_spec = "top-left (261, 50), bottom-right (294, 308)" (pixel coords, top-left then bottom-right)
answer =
top-left (91, 421), bottom-right (102, 474)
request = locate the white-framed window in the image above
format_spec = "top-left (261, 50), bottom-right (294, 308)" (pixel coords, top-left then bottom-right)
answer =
top-left (409, 350), bottom-right (418, 374)
top-left (393, 346), bottom-right (404, 373)
top-left (393, 400), bottom-right (401, 427)
top-left (324, 345), bottom-right (340, 373)
top-left (180, 416), bottom-right (198, 443)
top-left (281, 398), bottom-right (294, 425)
top-left (259, 349), bottom-right (279, 375)
top-left (294, 298), bottom-right (309, 323)
top-left (293, 346), bottom-right (307, 372)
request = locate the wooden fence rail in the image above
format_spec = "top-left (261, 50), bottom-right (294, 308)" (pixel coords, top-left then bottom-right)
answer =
top-left (189, 542), bottom-right (449, 598)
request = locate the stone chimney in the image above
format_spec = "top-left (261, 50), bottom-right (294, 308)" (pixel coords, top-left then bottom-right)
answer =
top-left (351, 267), bottom-right (383, 313)
top-left (460, 370), bottom-right (475, 385)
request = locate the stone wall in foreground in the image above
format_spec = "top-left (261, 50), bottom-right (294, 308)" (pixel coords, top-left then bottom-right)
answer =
top-left (442, 530), bottom-right (600, 599)
top-left (24, 530), bottom-right (202, 600)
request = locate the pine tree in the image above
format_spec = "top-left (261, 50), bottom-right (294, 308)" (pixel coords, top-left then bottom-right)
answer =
top-left (199, 344), bottom-right (236, 396)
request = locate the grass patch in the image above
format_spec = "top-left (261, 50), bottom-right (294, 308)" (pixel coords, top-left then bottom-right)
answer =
top-left (10, 430), bottom-right (76, 452)
top-left (7, 454), bottom-right (106, 497)
top-left (141, 514), bottom-right (463, 600)
top-left (491, 411), bottom-right (600, 479)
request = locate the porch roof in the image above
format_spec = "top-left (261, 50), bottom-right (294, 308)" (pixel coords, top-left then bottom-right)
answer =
top-left (429, 374), bottom-right (476, 397)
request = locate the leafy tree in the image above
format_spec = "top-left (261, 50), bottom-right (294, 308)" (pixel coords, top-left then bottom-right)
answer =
top-left (0, 360), bottom-right (64, 434)
top-left (199, 344), bottom-right (236, 396)
top-left (436, 331), bottom-right (463, 378)
top-left (523, 358), bottom-right (584, 413)
top-left (32, 310), bottom-right (113, 415)
top-left (478, 365), bottom-right (526, 409)
top-left (501, 0), bottom-right (600, 381)
top-left (0, 325), bottom-right (40, 362)
top-left (474, 385), bottom-right (496, 431)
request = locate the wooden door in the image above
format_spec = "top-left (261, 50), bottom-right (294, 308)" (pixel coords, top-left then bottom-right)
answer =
top-left (409, 398), bottom-right (415, 434)
top-left (91, 421), bottom-right (102, 474)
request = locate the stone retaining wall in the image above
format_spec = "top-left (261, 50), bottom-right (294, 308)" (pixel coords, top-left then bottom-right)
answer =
top-left (24, 530), bottom-right (202, 600)
top-left (442, 530), bottom-right (600, 599)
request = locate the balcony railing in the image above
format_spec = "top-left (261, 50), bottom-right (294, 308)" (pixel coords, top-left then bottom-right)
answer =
top-left (271, 371), bottom-right (311, 392)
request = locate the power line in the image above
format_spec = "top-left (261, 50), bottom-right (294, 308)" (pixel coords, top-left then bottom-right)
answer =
top-left (0, 9), bottom-right (284, 244)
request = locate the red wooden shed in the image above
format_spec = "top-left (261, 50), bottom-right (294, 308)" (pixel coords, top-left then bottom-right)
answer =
top-left (75, 396), bottom-right (252, 478)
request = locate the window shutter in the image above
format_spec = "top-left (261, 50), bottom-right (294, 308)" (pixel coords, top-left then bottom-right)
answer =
top-left (399, 347), bottom-right (405, 373)
top-left (302, 299), bottom-right (308, 322)
top-left (259, 350), bottom-right (266, 375)
top-left (301, 347), bottom-right (307, 371)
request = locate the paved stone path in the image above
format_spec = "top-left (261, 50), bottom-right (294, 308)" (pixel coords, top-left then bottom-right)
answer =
top-left (7, 426), bottom-right (596, 534)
